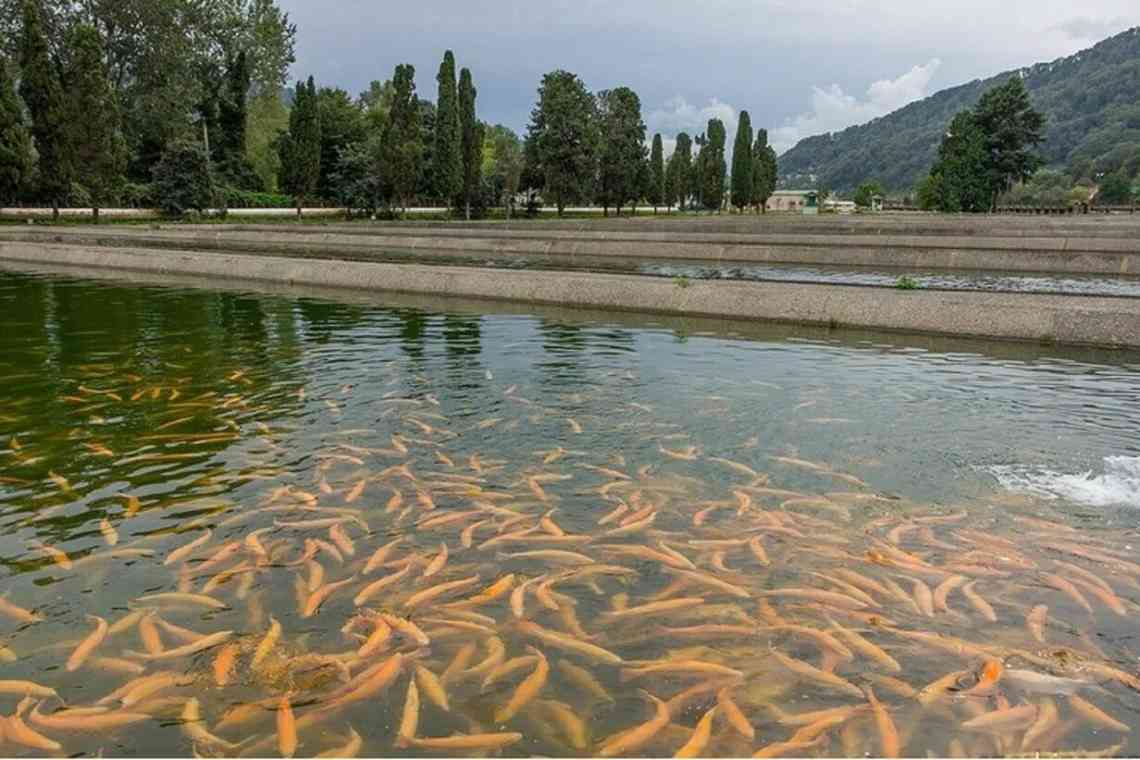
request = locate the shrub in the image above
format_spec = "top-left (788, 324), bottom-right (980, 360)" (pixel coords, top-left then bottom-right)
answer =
top-left (152, 142), bottom-right (214, 217)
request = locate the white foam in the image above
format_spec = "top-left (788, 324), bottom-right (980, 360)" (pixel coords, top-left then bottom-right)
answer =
top-left (987, 455), bottom-right (1140, 508)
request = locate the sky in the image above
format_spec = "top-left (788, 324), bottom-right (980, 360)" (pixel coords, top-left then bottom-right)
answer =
top-left (278, 1), bottom-right (1140, 156)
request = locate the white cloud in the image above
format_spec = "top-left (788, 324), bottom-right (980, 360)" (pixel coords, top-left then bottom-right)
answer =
top-left (770, 59), bottom-right (942, 154)
top-left (647, 96), bottom-right (739, 159)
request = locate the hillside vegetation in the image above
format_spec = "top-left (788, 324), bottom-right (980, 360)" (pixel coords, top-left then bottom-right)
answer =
top-left (779, 27), bottom-right (1140, 193)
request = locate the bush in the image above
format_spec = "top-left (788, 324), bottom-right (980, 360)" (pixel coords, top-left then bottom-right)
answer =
top-left (152, 142), bottom-right (214, 217)
top-left (121, 182), bottom-right (153, 208)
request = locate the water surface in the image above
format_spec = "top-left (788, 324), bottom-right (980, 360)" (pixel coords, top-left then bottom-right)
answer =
top-left (1, 269), bottom-right (1139, 757)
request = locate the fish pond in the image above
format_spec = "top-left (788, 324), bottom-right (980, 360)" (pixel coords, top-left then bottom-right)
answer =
top-left (1, 267), bottom-right (1139, 758)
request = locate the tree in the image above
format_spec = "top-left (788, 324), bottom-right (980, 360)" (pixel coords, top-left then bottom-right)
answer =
top-left (378, 63), bottom-right (422, 211)
top-left (63, 24), bottom-right (126, 223)
top-left (213, 48), bottom-right (261, 188)
top-left (853, 179), bottom-right (885, 208)
top-left (647, 133), bottom-right (665, 213)
top-left (0, 56), bottom-right (34, 203)
top-left (19, 0), bottom-right (69, 218)
top-left (525, 70), bottom-right (596, 216)
top-left (927, 110), bottom-right (991, 212)
top-left (329, 140), bottom-right (379, 216)
top-left (666, 132), bottom-right (691, 211)
top-left (485, 124), bottom-right (523, 219)
top-left (433, 50), bottom-right (461, 209)
top-left (973, 77), bottom-right (1045, 209)
top-left (731, 111), bottom-right (753, 212)
top-left (152, 141), bottom-right (213, 217)
top-left (700, 119), bottom-right (727, 212)
top-left (458, 67), bottom-right (481, 220)
top-left (1098, 171), bottom-right (1133, 205)
top-left (691, 132), bottom-right (707, 208)
top-left (596, 87), bottom-right (646, 216)
top-left (751, 128), bottom-right (777, 213)
top-left (315, 87), bottom-right (366, 201)
top-left (277, 76), bottom-right (321, 216)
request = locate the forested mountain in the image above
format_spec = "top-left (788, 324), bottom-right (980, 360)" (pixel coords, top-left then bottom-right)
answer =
top-left (779, 27), bottom-right (1140, 194)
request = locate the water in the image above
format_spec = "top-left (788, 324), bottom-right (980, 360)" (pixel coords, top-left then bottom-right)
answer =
top-left (1, 267), bottom-right (1139, 758)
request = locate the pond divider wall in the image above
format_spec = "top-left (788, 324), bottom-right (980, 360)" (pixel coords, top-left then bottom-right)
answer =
top-left (2, 241), bottom-right (1138, 349)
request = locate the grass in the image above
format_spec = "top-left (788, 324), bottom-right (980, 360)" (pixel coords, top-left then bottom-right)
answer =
top-left (895, 275), bottom-right (920, 290)
top-left (673, 275), bottom-right (692, 289)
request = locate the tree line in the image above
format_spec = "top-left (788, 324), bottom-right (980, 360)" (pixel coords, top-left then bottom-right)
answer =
top-left (0, 4), bottom-right (779, 219)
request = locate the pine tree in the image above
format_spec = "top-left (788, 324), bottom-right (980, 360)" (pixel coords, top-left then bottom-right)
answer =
top-left (379, 64), bottom-right (422, 211)
top-left (278, 76), bottom-right (321, 216)
top-left (701, 119), bottom-right (727, 212)
top-left (647, 133), bottom-right (664, 213)
top-left (19, 0), bottom-right (69, 219)
top-left (666, 132), bottom-right (691, 211)
top-left (730, 111), bottom-right (753, 213)
top-left (458, 67), bottom-right (481, 220)
top-left (433, 51), bottom-right (461, 209)
top-left (0, 56), bottom-right (34, 204)
top-left (751, 128), bottom-right (777, 213)
top-left (63, 24), bottom-right (126, 223)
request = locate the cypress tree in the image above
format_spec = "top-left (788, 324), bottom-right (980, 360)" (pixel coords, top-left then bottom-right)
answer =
top-left (751, 128), bottom-right (777, 214)
top-left (278, 76), bottom-right (321, 216)
top-left (433, 51), bottom-right (461, 209)
top-left (647, 133), bottom-right (664, 213)
top-left (458, 67), bottom-right (481, 220)
top-left (64, 24), bottom-right (126, 224)
top-left (700, 120), bottom-right (727, 212)
top-left (19, 0), bottom-right (69, 219)
top-left (0, 56), bottom-right (34, 204)
top-left (666, 132), bottom-right (691, 211)
top-left (730, 111), bottom-right (753, 213)
top-left (379, 64), bottom-right (422, 211)
top-left (217, 52), bottom-right (251, 170)
top-left (596, 87), bottom-right (646, 216)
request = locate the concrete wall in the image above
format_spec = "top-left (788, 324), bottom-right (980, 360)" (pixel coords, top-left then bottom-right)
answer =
top-left (4, 225), bottom-right (1138, 275)
top-left (2, 241), bottom-right (1137, 349)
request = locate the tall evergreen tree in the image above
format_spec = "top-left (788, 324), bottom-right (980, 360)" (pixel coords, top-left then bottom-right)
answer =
top-left (596, 87), bottom-right (646, 216)
top-left (433, 50), bottom-right (461, 209)
top-left (691, 132), bottom-right (707, 208)
top-left (378, 63), bottom-right (422, 211)
top-left (278, 76), bottom-right (321, 216)
top-left (64, 24), bottom-right (126, 223)
top-left (458, 67), bottom-right (481, 220)
top-left (700, 119), bottom-right (727, 212)
top-left (751, 128), bottom-right (777, 213)
top-left (666, 132), bottom-right (691, 211)
top-left (647, 133), bottom-right (664, 213)
top-left (928, 110), bottom-right (990, 212)
top-left (973, 77), bottom-right (1045, 209)
top-left (730, 111), bottom-right (753, 213)
top-left (214, 48), bottom-right (260, 188)
top-left (525, 69), bottom-right (596, 216)
top-left (19, 0), bottom-right (69, 218)
top-left (0, 56), bottom-right (34, 203)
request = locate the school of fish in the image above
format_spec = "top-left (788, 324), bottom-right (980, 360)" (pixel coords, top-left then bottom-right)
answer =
top-left (1, 362), bottom-right (1139, 758)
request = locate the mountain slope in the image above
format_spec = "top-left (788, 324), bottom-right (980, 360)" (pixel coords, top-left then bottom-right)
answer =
top-left (778, 27), bottom-right (1140, 194)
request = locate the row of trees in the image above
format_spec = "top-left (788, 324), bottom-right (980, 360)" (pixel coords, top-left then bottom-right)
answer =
top-left (0, 0), bottom-right (296, 217)
top-left (2, 3), bottom-right (779, 219)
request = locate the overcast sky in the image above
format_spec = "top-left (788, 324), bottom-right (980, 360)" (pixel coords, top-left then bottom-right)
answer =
top-left (278, 1), bottom-right (1140, 155)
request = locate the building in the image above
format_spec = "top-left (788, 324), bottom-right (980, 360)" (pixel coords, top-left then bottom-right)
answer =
top-left (766, 190), bottom-right (819, 213)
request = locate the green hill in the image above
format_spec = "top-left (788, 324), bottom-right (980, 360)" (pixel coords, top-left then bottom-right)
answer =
top-left (778, 27), bottom-right (1140, 194)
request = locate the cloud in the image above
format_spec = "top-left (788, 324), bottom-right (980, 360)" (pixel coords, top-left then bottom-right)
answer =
top-left (647, 96), bottom-right (739, 158)
top-left (770, 59), bottom-right (941, 154)
top-left (1051, 16), bottom-right (1132, 42)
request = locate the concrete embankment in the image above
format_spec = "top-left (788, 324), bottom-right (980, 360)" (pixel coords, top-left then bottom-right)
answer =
top-left (3, 224), bottom-right (1138, 275)
top-left (2, 241), bottom-right (1138, 349)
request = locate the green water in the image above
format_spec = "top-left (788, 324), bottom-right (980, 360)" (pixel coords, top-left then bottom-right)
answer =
top-left (1, 268), bottom-right (1139, 758)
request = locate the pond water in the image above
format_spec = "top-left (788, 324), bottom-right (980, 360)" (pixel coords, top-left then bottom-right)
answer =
top-left (1, 268), bottom-right (1139, 758)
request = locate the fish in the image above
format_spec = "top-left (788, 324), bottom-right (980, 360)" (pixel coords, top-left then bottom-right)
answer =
top-left (0, 680), bottom-right (57, 698)
top-left (135, 592), bottom-right (227, 610)
top-left (516, 620), bottom-right (622, 664)
top-left (395, 678), bottom-right (420, 747)
top-left (674, 706), bottom-right (716, 758)
top-left (277, 694), bottom-right (297, 758)
top-left (770, 648), bottom-right (863, 698)
top-left (355, 564), bottom-right (413, 606)
top-left (1027, 604), bottom-right (1048, 643)
top-left (597, 691), bottom-right (670, 757)
top-left (962, 703), bottom-right (1038, 733)
top-left (212, 642), bottom-right (239, 686)
top-left (961, 581), bottom-right (997, 622)
top-left (405, 732), bottom-right (523, 751)
top-left (414, 664), bottom-right (450, 711)
top-left (422, 542), bottom-right (448, 577)
top-left (316, 727), bottom-right (362, 758)
top-left (303, 576), bottom-right (356, 617)
top-left (0, 596), bottom-right (43, 624)
top-left (251, 616), bottom-right (281, 669)
top-left (1069, 695), bottom-right (1130, 733)
top-left (66, 614), bottom-right (108, 671)
top-left (405, 575), bottom-right (480, 609)
top-left (866, 687), bottom-right (900, 758)
top-left (495, 646), bottom-right (549, 722)
top-left (132, 629), bottom-right (233, 660)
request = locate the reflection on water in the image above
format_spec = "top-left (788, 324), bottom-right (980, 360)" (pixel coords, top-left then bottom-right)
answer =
top-left (1, 269), bottom-right (1139, 758)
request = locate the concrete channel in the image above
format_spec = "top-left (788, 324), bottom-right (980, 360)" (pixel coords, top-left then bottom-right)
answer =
top-left (2, 240), bottom-right (1139, 349)
top-left (2, 223), bottom-right (1139, 275)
